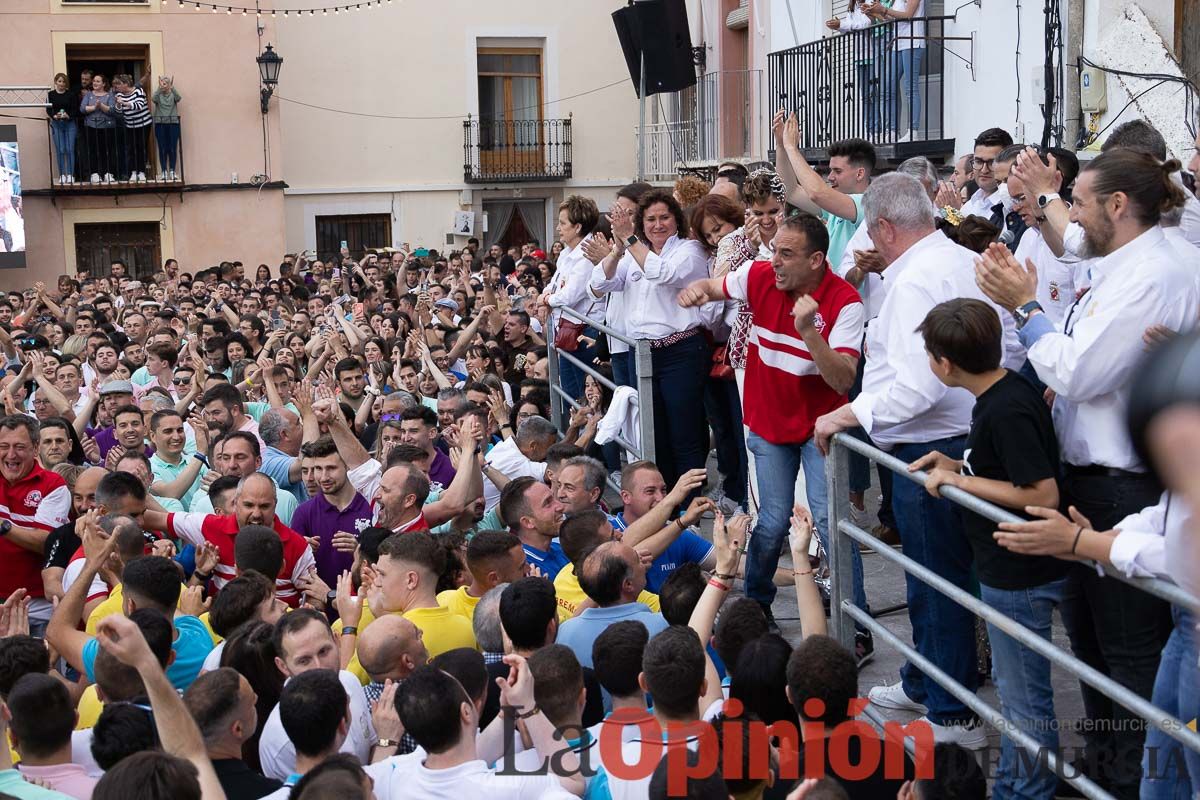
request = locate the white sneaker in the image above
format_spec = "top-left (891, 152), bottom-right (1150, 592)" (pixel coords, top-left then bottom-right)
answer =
top-left (137, 172), bottom-right (147, 182)
top-left (59, 174), bottom-right (65, 185)
top-left (66, 175), bottom-right (74, 184)
top-left (170, 170), bottom-right (179, 181)
top-left (868, 681), bottom-right (928, 714)
top-left (916, 716), bottom-right (989, 750)
top-left (90, 173), bottom-right (101, 184)
top-left (103, 173), bottom-right (115, 183)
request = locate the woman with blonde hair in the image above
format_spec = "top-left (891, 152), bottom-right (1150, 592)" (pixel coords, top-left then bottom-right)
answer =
top-left (152, 75), bottom-right (181, 181)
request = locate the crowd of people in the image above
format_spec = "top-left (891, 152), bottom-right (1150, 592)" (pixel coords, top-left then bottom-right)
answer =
top-left (0, 109), bottom-right (1194, 800)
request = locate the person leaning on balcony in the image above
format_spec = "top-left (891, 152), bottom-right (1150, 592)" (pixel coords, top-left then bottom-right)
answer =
top-left (46, 73), bottom-right (79, 186)
top-left (112, 74), bottom-right (152, 183)
top-left (153, 76), bottom-right (182, 182)
top-left (80, 73), bottom-right (117, 185)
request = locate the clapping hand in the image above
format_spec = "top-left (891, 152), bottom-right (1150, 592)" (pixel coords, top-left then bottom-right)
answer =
top-left (974, 243), bottom-right (1038, 313)
top-left (789, 504), bottom-right (815, 567)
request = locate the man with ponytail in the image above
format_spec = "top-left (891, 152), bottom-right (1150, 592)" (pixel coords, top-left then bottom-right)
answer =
top-left (976, 146), bottom-right (1200, 797)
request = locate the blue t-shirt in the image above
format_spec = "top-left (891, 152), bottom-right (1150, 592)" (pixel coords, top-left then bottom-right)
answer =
top-left (82, 614), bottom-right (214, 691)
top-left (261, 445), bottom-right (308, 504)
top-left (522, 541), bottom-right (570, 581)
top-left (611, 512), bottom-right (715, 593)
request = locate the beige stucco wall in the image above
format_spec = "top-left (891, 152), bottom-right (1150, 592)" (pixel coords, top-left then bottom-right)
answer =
top-left (275, 0), bottom-right (641, 248)
top-left (3, 0), bottom-right (286, 282)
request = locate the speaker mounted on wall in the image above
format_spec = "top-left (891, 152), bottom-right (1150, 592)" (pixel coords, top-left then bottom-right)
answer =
top-left (612, 0), bottom-right (698, 98)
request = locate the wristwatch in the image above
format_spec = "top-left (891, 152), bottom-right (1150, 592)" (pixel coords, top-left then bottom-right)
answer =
top-left (1037, 192), bottom-right (1061, 209)
top-left (624, 234), bottom-right (639, 249)
top-left (0, 520), bottom-right (10, 537)
top-left (193, 452), bottom-right (209, 467)
top-left (1012, 300), bottom-right (1044, 329)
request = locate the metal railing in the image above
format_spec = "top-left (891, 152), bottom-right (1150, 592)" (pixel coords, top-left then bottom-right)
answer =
top-left (47, 116), bottom-right (184, 189)
top-left (462, 117), bottom-right (572, 183)
top-left (768, 17), bottom-right (966, 152)
top-left (546, 306), bottom-right (655, 492)
top-left (825, 432), bottom-right (1200, 800)
top-left (637, 69), bottom-right (765, 181)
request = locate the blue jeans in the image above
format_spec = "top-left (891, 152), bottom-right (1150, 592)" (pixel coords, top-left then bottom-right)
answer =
top-left (51, 119), bottom-right (76, 176)
top-left (981, 579), bottom-right (1067, 800)
top-left (557, 327), bottom-right (597, 419)
top-left (892, 436), bottom-right (979, 725)
top-left (855, 61), bottom-right (881, 136)
top-left (744, 431), bottom-right (867, 617)
top-left (1140, 606), bottom-right (1199, 800)
top-left (648, 332), bottom-right (711, 490)
top-left (611, 349), bottom-right (635, 389)
top-left (154, 121), bottom-right (180, 172)
top-left (884, 47), bottom-right (926, 135)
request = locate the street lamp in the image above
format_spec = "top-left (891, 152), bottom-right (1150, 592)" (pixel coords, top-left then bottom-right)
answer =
top-left (256, 43), bottom-right (283, 114)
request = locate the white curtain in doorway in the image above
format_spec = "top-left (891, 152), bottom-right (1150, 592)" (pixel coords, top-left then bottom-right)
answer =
top-left (483, 202), bottom-right (516, 249)
top-left (516, 201), bottom-right (546, 248)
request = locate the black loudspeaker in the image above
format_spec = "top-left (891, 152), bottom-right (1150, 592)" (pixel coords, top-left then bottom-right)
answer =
top-left (612, 0), bottom-right (697, 98)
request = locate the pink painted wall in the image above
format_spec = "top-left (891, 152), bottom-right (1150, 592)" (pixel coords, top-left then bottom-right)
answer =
top-left (1, 0), bottom-right (286, 284)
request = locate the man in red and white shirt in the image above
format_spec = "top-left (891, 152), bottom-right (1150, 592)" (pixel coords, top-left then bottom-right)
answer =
top-left (144, 472), bottom-right (315, 607)
top-left (0, 415), bottom-right (72, 633)
top-left (678, 212), bottom-right (868, 629)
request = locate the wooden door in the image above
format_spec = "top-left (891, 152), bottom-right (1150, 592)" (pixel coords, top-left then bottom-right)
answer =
top-left (74, 221), bottom-right (160, 278)
top-left (477, 49), bottom-right (545, 177)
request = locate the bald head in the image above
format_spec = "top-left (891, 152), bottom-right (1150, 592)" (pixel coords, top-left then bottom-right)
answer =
top-left (234, 472), bottom-right (278, 528)
top-left (356, 615), bottom-right (428, 682)
top-left (709, 179), bottom-right (740, 202)
top-left (578, 541), bottom-right (643, 608)
top-left (73, 467), bottom-right (108, 515)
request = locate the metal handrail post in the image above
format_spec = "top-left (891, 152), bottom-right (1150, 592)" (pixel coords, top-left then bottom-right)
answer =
top-left (634, 339), bottom-right (656, 465)
top-left (825, 440), bottom-right (856, 652)
top-left (546, 336), bottom-right (563, 435)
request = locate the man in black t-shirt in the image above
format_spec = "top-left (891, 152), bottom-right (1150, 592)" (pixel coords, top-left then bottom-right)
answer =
top-left (910, 298), bottom-right (1064, 800)
top-left (41, 467), bottom-right (107, 602)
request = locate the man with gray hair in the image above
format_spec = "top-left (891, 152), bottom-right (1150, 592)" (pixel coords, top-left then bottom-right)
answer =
top-left (554, 455), bottom-right (607, 516)
top-left (814, 171), bottom-right (1021, 750)
top-left (258, 407), bottom-right (308, 504)
top-left (472, 582), bottom-right (509, 664)
top-left (480, 415), bottom-right (557, 512)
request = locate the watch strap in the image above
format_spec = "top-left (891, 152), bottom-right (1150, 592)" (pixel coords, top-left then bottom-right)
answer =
top-left (341, 626), bottom-right (358, 637)
top-left (624, 234), bottom-right (639, 248)
top-left (376, 739), bottom-right (397, 748)
top-left (1037, 192), bottom-right (1061, 208)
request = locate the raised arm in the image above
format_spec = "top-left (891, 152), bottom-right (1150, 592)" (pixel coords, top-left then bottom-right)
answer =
top-left (47, 511), bottom-right (115, 675)
top-left (314, 395), bottom-right (371, 471)
top-left (621, 468), bottom-right (707, 550)
top-left (151, 417), bottom-right (209, 499)
top-left (780, 114), bottom-right (860, 222)
top-left (687, 511), bottom-right (745, 715)
top-left (773, 108), bottom-right (821, 215)
top-left (423, 416), bottom-right (484, 528)
top-left (786, 506), bottom-right (827, 639)
top-left (95, 614), bottom-right (226, 800)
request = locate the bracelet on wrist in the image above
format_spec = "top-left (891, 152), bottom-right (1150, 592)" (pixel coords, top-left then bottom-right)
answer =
top-left (1071, 526), bottom-right (1084, 554)
top-left (193, 570), bottom-right (213, 581)
top-left (341, 626), bottom-right (358, 637)
top-left (515, 705), bottom-right (541, 719)
top-left (707, 578), bottom-right (732, 591)
top-left (793, 569), bottom-right (814, 578)
top-left (713, 571), bottom-right (736, 581)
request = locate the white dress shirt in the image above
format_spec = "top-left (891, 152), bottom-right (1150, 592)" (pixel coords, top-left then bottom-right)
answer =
top-left (961, 186), bottom-right (998, 219)
top-left (1028, 226), bottom-right (1200, 470)
top-left (590, 235), bottom-right (714, 340)
top-left (1109, 491), bottom-right (1200, 605)
top-left (851, 230), bottom-right (1024, 448)
top-left (545, 242), bottom-right (604, 330)
top-left (258, 669), bottom-right (376, 780)
top-left (589, 252), bottom-right (634, 355)
top-left (1013, 227), bottom-right (1087, 326)
top-left (835, 222), bottom-right (886, 321)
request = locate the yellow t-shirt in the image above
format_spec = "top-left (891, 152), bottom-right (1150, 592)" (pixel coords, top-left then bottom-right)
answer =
top-left (85, 585), bottom-right (124, 635)
top-left (404, 605), bottom-right (477, 659)
top-left (437, 586), bottom-right (482, 622)
top-left (76, 684), bottom-right (104, 730)
top-left (553, 563), bottom-right (660, 622)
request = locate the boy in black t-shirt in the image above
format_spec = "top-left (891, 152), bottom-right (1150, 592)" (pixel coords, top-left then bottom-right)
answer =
top-left (909, 298), bottom-right (1065, 800)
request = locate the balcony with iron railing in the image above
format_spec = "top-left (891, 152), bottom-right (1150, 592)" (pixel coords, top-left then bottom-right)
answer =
top-left (462, 116), bottom-right (572, 183)
top-left (768, 17), bottom-right (965, 162)
top-left (31, 116), bottom-right (186, 196)
top-left (636, 69), bottom-right (765, 182)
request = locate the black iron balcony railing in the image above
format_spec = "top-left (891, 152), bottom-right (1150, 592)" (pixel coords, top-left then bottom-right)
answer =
top-left (768, 16), bottom-right (961, 156)
top-left (47, 115), bottom-right (184, 190)
top-left (463, 117), bottom-right (571, 183)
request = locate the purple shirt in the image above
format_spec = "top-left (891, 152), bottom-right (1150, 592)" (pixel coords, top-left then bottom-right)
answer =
top-left (88, 427), bottom-right (154, 461)
top-left (429, 448), bottom-right (456, 490)
top-left (289, 491), bottom-right (372, 585)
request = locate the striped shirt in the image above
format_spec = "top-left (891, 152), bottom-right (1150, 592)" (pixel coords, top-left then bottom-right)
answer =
top-left (115, 87), bottom-right (152, 128)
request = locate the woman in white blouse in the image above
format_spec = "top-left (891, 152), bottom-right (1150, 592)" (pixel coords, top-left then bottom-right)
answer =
top-left (541, 195), bottom-right (602, 410)
top-left (599, 188), bottom-right (714, 489)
